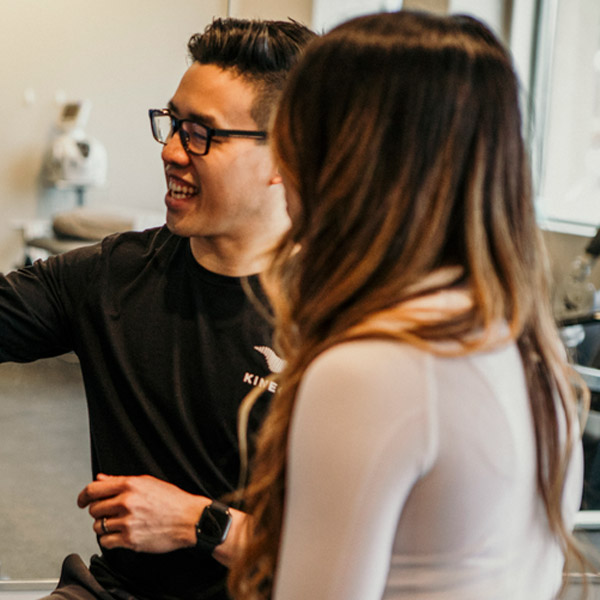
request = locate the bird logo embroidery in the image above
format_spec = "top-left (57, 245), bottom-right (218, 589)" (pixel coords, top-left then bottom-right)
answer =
top-left (254, 346), bottom-right (286, 373)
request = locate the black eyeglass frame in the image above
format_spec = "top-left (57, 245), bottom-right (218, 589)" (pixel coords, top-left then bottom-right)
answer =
top-left (149, 108), bottom-right (267, 156)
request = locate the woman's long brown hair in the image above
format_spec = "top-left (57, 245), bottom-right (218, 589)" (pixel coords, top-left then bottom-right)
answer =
top-left (229, 11), bottom-right (588, 599)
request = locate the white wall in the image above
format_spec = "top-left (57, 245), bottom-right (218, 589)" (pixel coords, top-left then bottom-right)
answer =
top-left (0, 0), bottom-right (312, 273)
top-left (232, 0), bottom-right (311, 22)
top-left (312, 0), bottom-right (404, 33)
top-left (449, 0), bottom-right (504, 34)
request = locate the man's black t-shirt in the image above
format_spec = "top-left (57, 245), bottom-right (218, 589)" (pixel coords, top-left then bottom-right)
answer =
top-left (0, 226), bottom-right (277, 599)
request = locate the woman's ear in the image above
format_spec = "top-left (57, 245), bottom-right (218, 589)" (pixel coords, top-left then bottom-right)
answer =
top-left (270, 172), bottom-right (283, 186)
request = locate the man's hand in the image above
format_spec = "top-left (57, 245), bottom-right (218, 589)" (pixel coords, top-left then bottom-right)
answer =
top-left (77, 474), bottom-right (247, 565)
top-left (77, 474), bottom-right (207, 554)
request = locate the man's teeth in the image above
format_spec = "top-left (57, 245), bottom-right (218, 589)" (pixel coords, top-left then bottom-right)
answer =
top-left (169, 181), bottom-right (198, 198)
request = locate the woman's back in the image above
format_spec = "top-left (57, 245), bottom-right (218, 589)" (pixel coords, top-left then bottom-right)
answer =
top-left (227, 12), bottom-right (587, 600)
top-left (274, 339), bottom-right (583, 599)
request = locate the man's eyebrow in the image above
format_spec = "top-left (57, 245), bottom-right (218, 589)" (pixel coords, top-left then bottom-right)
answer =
top-left (166, 100), bottom-right (219, 129)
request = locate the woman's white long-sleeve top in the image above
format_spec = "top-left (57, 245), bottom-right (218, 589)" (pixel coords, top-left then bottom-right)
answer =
top-left (273, 339), bottom-right (583, 600)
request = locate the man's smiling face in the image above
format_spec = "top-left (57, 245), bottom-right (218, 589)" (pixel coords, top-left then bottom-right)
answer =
top-left (160, 62), bottom-right (281, 244)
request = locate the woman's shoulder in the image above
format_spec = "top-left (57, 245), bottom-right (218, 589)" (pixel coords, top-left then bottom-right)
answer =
top-left (306, 338), bottom-right (428, 379)
top-left (293, 338), bottom-right (438, 475)
top-left (299, 339), bottom-right (434, 416)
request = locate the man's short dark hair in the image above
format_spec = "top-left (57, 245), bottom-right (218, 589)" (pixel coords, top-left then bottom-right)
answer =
top-left (188, 18), bottom-right (316, 130)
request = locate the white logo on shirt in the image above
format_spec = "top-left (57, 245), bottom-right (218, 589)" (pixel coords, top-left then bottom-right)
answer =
top-left (241, 346), bottom-right (285, 394)
top-left (253, 346), bottom-right (285, 373)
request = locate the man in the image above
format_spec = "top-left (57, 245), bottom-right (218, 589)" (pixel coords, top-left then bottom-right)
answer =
top-left (0, 18), bottom-right (315, 600)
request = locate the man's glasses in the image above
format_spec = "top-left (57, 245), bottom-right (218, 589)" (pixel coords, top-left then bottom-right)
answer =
top-left (149, 108), bottom-right (267, 156)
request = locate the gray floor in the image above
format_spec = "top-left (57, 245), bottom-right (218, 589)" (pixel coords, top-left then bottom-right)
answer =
top-left (0, 357), bottom-right (99, 581)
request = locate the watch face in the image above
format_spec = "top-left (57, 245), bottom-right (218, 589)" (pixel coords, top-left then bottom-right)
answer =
top-left (197, 502), bottom-right (232, 545)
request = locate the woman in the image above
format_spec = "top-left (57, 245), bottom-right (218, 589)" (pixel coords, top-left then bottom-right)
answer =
top-left (229, 11), bottom-right (586, 600)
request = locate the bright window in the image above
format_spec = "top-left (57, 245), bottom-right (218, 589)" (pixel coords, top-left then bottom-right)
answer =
top-left (533, 0), bottom-right (600, 232)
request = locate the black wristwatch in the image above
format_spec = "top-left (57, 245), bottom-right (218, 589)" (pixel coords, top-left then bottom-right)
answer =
top-left (195, 500), bottom-right (232, 551)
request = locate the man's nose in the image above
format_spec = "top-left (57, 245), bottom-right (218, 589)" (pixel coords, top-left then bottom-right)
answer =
top-left (161, 131), bottom-right (189, 165)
